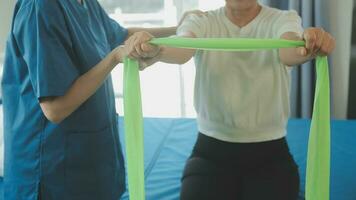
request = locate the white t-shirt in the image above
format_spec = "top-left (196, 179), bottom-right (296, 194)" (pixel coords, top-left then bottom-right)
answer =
top-left (177, 5), bottom-right (303, 143)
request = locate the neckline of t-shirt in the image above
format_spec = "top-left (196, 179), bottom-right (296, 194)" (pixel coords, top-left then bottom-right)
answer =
top-left (221, 4), bottom-right (266, 33)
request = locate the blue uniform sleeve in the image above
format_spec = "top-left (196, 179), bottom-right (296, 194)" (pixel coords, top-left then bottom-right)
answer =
top-left (14, 1), bottom-right (79, 99)
top-left (95, 1), bottom-right (128, 50)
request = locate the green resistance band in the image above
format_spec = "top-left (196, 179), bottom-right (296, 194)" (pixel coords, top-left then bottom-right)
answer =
top-left (123, 57), bottom-right (145, 200)
top-left (123, 38), bottom-right (330, 200)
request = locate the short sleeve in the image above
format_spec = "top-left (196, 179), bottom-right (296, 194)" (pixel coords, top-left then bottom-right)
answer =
top-left (14, 1), bottom-right (79, 99)
top-left (274, 10), bottom-right (304, 38)
top-left (96, 2), bottom-right (128, 50)
top-left (177, 15), bottom-right (207, 38)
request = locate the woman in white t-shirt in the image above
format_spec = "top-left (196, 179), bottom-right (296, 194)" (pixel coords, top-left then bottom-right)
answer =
top-left (125, 0), bottom-right (335, 199)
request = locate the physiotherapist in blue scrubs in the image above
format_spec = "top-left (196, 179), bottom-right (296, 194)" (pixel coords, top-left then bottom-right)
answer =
top-left (1, 0), bottom-right (198, 199)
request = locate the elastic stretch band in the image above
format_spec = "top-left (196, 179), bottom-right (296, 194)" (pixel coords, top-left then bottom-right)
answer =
top-left (123, 38), bottom-right (330, 200)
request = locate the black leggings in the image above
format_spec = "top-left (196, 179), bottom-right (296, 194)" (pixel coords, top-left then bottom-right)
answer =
top-left (180, 133), bottom-right (300, 200)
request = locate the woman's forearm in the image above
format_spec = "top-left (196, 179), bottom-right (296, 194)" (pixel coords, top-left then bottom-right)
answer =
top-left (157, 46), bottom-right (195, 65)
top-left (136, 32), bottom-right (198, 68)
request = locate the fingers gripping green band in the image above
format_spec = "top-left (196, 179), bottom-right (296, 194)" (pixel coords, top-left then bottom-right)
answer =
top-left (123, 38), bottom-right (330, 200)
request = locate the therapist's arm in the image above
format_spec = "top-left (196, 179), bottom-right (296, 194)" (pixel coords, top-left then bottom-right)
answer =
top-left (39, 46), bottom-right (130, 124)
top-left (128, 27), bottom-right (177, 38)
top-left (279, 28), bottom-right (335, 66)
top-left (127, 10), bottom-right (206, 38)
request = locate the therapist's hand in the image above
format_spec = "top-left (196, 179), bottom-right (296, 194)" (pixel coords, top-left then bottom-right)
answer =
top-left (124, 31), bottom-right (160, 60)
top-left (110, 32), bottom-right (158, 64)
top-left (111, 45), bottom-right (132, 64)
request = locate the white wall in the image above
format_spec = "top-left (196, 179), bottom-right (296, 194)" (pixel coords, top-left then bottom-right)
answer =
top-left (0, 0), bottom-right (16, 176)
top-left (198, 0), bottom-right (224, 10)
top-left (0, 0), bottom-right (16, 63)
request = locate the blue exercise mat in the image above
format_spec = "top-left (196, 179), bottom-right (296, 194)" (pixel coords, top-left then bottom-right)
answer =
top-left (118, 118), bottom-right (356, 200)
top-left (0, 118), bottom-right (355, 200)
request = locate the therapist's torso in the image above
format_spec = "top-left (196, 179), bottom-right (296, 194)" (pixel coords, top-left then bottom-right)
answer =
top-left (2, 0), bottom-right (127, 199)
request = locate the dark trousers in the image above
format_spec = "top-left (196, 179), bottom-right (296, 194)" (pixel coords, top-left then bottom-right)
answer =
top-left (180, 133), bottom-right (300, 200)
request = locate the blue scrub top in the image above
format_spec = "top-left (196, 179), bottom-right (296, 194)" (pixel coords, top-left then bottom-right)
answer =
top-left (2, 0), bottom-right (128, 199)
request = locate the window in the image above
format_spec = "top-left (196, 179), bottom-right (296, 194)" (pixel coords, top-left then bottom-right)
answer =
top-left (98, 0), bottom-right (225, 118)
top-left (348, 3), bottom-right (356, 118)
